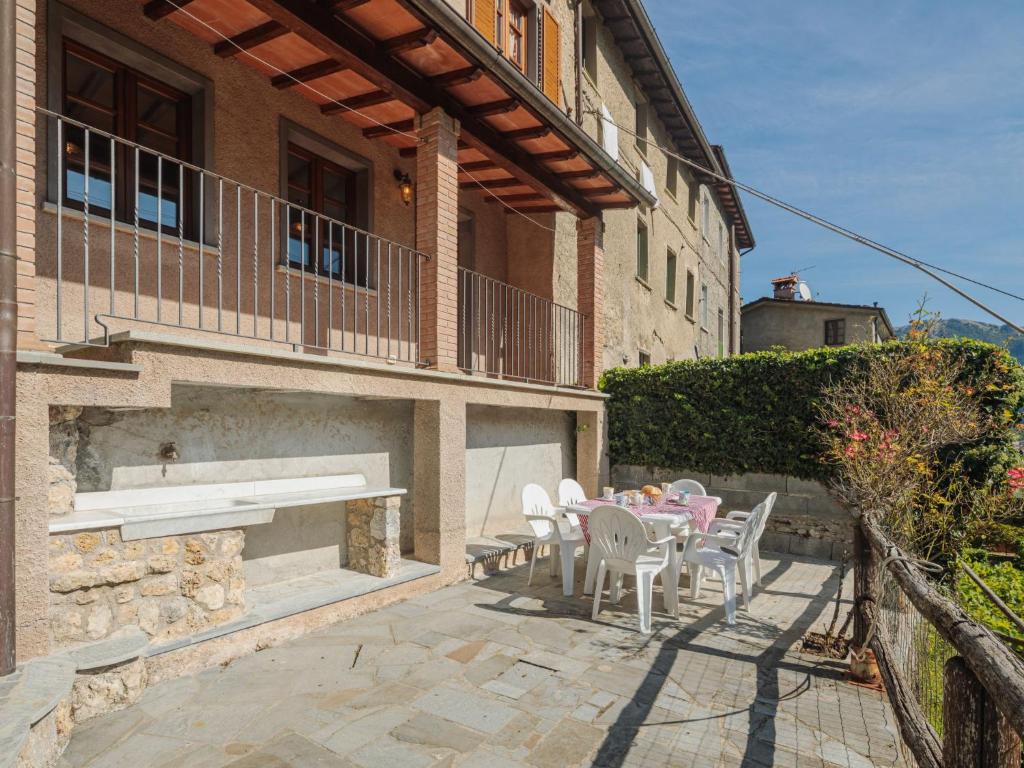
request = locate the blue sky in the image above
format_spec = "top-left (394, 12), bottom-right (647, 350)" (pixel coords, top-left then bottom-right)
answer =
top-left (646, 1), bottom-right (1024, 330)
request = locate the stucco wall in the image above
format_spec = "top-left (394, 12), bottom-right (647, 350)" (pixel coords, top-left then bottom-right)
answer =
top-left (572, 2), bottom-right (738, 368)
top-left (66, 385), bottom-right (415, 582)
top-left (741, 303), bottom-right (889, 353)
top-left (465, 405), bottom-right (575, 538)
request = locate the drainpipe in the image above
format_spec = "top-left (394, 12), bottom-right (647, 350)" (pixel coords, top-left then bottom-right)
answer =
top-left (574, 0), bottom-right (582, 125)
top-left (0, 0), bottom-right (18, 677)
top-left (734, 245), bottom-right (754, 354)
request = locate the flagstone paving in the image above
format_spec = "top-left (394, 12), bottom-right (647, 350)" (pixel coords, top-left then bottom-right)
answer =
top-left (59, 554), bottom-right (906, 767)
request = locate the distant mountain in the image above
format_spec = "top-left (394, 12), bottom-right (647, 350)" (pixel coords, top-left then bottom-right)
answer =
top-left (895, 318), bottom-right (1024, 364)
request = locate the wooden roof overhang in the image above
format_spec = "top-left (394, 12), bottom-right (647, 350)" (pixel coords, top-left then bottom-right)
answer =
top-left (589, 0), bottom-right (755, 249)
top-left (712, 146), bottom-right (755, 251)
top-left (141, 0), bottom-right (655, 218)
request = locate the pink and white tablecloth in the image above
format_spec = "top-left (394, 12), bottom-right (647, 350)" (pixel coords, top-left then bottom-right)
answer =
top-left (572, 493), bottom-right (719, 543)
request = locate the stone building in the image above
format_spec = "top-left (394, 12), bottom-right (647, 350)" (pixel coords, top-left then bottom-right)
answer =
top-left (741, 275), bottom-right (893, 352)
top-left (2, 0), bottom-right (752, 755)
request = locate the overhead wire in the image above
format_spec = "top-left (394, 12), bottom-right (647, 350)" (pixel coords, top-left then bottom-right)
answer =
top-left (585, 109), bottom-right (1024, 333)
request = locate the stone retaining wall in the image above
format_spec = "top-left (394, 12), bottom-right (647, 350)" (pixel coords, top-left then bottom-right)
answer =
top-left (611, 465), bottom-right (853, 561)
top-left (48, 529), bottom-right (245, 647)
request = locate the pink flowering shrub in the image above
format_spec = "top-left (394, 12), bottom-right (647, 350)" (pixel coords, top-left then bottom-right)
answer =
top-left (818, 341), bottom-right (1021, 558)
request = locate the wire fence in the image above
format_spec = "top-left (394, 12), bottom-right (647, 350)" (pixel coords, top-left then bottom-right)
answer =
top-left (875, 562), bottom-right (956, 758)
top-left (860, 518), bottom-right (1024, 768)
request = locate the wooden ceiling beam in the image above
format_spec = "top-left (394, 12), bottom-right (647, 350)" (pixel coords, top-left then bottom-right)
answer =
top-left (583, 186), bottom-right (618, 197)
top-left (214, 21), bottom-right (288, 58)
top-left (321, 89), bottom-right (394, 115)
top-left (362, 119), bottom-right (415, 139)
top-left (458, 159), bottom-right (496, 172)
top-left (383, 27), bottom-right (438, 55)
top-left (558, 169), bottom-right (602, 180)
top-left (533, 149), bottom-right (579, 162)
top-left (484, 193), bottom-right (546, 204)
top-left (503, 125), bottom-right (551, 141)
top-left (271, 58), bottom-right (347, 88)
top-left (330, 0), bottom-right (372, 10)
top-left (143, 0), bottom-right (194, 21)
top-left (428, 66), bottom-right (483, 87)
top-left (251, 0), bottom-right (597, 215)
top-left (459, 178), bottom-right (522, 190)
top-left (467, 98), bottom-right (519, 117)
top-left (505, 205), bottom-right (560, 214)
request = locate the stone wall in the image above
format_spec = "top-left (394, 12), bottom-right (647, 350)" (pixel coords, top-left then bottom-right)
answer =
top-left (346, 497), bottom-right (401, 578)
top-left (611, 465), bottom-right (853, 561)
top-left (48, 529), bottom-right (245, 647)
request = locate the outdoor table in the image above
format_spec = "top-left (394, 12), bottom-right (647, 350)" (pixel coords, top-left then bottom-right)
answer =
top-left (568, 493), bottom-right (720, 616)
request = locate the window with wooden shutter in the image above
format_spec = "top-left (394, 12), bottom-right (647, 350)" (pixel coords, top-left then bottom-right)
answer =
top-left (474, 0), bottom-right (497, 44)
top-left (542, 9), bottom-right (560, 105)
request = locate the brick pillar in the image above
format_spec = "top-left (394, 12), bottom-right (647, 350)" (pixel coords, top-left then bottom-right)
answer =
top-left (576, 215), bottom-right (604, 388)
top-left (415, 108), bottom-right (459, 372)
top-left (412, 399), bottom-right (466, 583)
top-left (14, 0), bottom-right (45, 350)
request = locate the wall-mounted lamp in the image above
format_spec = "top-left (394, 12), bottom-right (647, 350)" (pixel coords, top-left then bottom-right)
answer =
top-left (65, 141), bottom-right (81, 157)
top-left (394, 170), bottom-right (413, 206)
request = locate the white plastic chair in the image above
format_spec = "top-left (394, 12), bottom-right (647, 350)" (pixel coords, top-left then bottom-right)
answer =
top-left (670, 478), bottom-right (707, 496)
top-left (557, 478), bottom-right (587, 530)
top-left (711, 492), bottom-right (777, 586)
top-left (589, 505), bottom-right (674, 634)
top-left (522, 484), bottom-right (584, 597)
top-left (682, 499), bottom-right (769, 624)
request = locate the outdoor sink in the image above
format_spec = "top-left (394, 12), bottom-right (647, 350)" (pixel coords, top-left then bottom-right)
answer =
top-left (120, 497), bottom-right (262, 520)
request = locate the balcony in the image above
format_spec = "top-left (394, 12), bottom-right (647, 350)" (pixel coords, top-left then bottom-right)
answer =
top-left (39, 110), bottom-right (427, 365)
top-left (458, 267), bottom-right (584, 387)
top-left (37, 110), bottom-right (587, 388)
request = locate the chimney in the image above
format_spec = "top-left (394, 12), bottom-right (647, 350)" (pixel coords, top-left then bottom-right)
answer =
top-left (771, 274), bottom-right (799, 301)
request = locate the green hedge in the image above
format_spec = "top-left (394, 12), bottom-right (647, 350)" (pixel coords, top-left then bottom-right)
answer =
top-left (599, 339), bottom-right (1024, 482)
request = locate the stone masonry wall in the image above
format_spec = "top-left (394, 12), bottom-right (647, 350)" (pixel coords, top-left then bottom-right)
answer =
top-left (346, 496), bottom-right (401, 578)
top-left (48, 529), bottom-right (245, 647)
top-left (612, 465), bottom-right (854, 561)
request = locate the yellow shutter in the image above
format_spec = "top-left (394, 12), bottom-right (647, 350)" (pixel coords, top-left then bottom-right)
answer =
top-left (542, 10), bottom-right (560, 105)
top-left (474, 0), bottom-right (497, 45)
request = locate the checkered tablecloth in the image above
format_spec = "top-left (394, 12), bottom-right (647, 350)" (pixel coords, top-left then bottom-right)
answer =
top-left (572, 493), bottom-right (719, 543)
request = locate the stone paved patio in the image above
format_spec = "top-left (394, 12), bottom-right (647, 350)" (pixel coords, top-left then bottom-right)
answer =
top-left (59, 553), bottom-right (905, 767)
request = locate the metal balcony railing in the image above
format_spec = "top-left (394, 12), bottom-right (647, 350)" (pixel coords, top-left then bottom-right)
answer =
top-left (38, 109), bottom-right (427, 365)
top-left (457, 267), bottom-right (585, 387)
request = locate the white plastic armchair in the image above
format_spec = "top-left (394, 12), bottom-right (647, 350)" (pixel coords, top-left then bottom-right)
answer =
top-left (670, 479), bottom-right (707, 496)
top-left (557, 478), bottom-right (587, 530)
top-left (522, 483), bottom-right (584, 596)
top-left (712, 492), bottom-right (777, 586)
top-left (589, 505), bottom-right (675, 633)
top-left (682, 499), bottom-right (769, 624)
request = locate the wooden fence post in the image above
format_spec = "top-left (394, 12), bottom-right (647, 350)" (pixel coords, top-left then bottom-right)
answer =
top-left (943, 656), bottom-right (1022, 768)
top-left (853, 522), bottom-right (876, 648)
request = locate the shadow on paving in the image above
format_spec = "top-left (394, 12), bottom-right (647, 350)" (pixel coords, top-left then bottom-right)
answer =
top-left (470, 555), bottom-right (846, 767)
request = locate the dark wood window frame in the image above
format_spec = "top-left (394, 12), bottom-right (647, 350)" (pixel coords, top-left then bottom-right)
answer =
top-left (825, 318), bottom-right (846, 346)
top-left (284, 142), bottom-right (373, 288)
top-left (60, 38), bottom-right (195, 236)
top-left (636, 218), bottom-right (649, 282)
